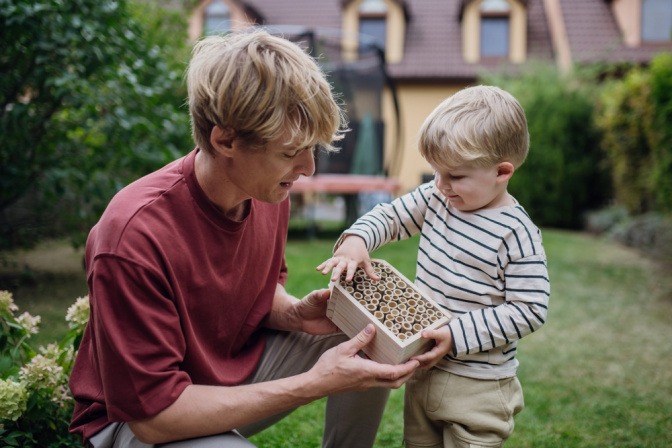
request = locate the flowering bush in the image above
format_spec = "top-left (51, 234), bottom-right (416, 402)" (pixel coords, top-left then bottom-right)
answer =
top-left (0, 290), bottom-right (89, 447)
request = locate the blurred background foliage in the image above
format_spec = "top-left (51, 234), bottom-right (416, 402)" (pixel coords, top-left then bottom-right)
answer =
top-left (484, 64), bottom-right (611, 230)
top-left (0, 0), bottom-right (192, 250)
top-left (0, 0), bottom-right (670, 262)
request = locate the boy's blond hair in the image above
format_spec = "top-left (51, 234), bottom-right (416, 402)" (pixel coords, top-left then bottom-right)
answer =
top-left (187, 28), bottom-right (346, 154)
top-left (418, 85), bottom-right (529, 169)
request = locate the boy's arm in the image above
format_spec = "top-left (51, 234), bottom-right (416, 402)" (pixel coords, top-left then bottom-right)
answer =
top-left (341, 184), bottom-right (432, 253)
top-left (317, 184), bottom-right (434, 282)
top-left (449, 253), bottom-right (550, 356)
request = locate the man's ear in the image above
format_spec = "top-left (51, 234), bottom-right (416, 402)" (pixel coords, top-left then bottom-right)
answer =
top-left (496, 162), bottom-right (515, 183)
top-left (210, 126), bottom-right (236, 155)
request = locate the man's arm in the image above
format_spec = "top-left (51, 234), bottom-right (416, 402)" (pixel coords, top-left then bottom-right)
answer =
top-left (128, 324), bottom-right (418, 444)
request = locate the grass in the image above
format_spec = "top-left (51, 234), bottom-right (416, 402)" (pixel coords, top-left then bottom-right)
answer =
top-left (1, 229), bottom-right (671, 447)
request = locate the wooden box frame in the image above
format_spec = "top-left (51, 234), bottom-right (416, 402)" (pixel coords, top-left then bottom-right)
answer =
top-left (327, 259), bottom-right (450, 364)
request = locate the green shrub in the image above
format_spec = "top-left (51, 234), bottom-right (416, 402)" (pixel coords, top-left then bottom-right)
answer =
top-left (483, 65), bottom-right (610, 229)
top-left (646, 53), bottom-right (672, 213)
top-left (596, 52), bottom-right (672, 215)
top-left (0, 291), bottom-right (88, 447)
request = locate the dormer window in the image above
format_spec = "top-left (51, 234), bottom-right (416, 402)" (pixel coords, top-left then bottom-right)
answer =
top-left (461, 0), bottom-right (526, 64)
top-left (342, 0), bottom-right (406, 63)
top-left (359, 0), bottom-right (388, 51)
top-left (204, 0), bottom-right (231, 35)
top-left (480, 0), bottom-right (511, 58)
top-left (642, 0), bottom-right (672, 42)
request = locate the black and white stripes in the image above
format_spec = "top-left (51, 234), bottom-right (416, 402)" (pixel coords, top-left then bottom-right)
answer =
top-left (344, 182), bottom-right (550, 380)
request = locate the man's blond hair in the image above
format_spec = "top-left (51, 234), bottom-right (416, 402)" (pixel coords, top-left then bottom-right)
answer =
top-left (187, 28), bottom-right (346, 154)
top-left (418, 85), bottom-right (529, 169)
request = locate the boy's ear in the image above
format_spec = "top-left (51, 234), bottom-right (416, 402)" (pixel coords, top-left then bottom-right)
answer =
top-left (496, 162), bottom-right (515, 183)
top-left (210, 125), bottom-right (236, 155)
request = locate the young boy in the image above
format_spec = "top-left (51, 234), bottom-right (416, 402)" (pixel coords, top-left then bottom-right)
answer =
top-left (318, 85), bottom-right (550, 447)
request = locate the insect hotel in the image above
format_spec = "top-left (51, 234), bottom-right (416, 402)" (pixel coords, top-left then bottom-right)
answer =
top-left (327, 259), bottom-right (451, 364)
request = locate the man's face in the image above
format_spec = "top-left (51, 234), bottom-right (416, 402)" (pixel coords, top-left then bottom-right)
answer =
top-left (227, 133), bottom-right (316, 204)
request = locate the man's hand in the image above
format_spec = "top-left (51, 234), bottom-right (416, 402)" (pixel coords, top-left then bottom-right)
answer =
top-left (265, 286), bottom-right (338, 334)
top-left (316, 235), bottom-right (378, 282)
top-left (294, 289), bottom-right (339, 335)
top-left (308, 324), bottom-right (419, 394)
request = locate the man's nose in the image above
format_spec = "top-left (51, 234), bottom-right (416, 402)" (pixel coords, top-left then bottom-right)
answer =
top-left (296, 148), bottom-right (316, 177)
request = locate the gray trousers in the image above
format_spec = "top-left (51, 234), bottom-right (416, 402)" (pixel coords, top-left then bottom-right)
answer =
top-left (89, 330), bottom-right (390, 448)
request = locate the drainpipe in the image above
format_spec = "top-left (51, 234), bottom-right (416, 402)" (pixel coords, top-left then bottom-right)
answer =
top-left (543, 0), bottom-right (573, 73)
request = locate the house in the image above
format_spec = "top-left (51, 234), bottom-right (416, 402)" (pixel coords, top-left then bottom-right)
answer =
top-left (187, 0), bottom-right (672, 193)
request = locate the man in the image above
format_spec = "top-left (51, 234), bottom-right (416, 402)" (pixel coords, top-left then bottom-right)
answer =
top-left (69, 29), bottom-right (419, 447)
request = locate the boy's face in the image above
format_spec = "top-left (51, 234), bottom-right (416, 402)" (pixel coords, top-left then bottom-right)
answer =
top-left (432, 162), bottom-right (514, 212)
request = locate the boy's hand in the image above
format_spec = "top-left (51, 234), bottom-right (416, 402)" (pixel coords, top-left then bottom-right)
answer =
top-left (316, 235), bottom-right (379, 282)
top-left (411, 325), bottom-right (453, 369)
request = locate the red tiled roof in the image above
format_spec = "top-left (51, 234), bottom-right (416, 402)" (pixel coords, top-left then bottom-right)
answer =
top-left (560, 0), bottom-right (672, 64)
top-left (241, 0), bottom-right (668, 81)
top-left (385, 0), bottom-right (553, 80)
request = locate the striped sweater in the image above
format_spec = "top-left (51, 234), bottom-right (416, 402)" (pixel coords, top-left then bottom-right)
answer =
top-left (343, 182), bottom-right (550, 379)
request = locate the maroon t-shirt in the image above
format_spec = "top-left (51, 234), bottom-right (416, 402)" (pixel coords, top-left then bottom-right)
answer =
top-left (69, 149), bottom-right (289, 443)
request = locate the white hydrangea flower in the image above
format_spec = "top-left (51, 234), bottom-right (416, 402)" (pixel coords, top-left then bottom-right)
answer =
top-left (65, 295), bottom-right (90, 329)
top-left (0, 379), bottom-right (28, 421)
top-left (0, 290), bottom-right (18, 316)
top-left (19, 354), bottom-right (65, 392)
top-left (39, 343), bottom-right (75, 368)
top-left (16, 311), bottom-right (41, 335)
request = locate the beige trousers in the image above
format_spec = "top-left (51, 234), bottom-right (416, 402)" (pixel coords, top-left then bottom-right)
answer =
top-left (404, 368), bottom-right (524, 448)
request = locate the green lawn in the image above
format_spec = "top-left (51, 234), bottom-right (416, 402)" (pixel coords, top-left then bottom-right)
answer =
top-left (2, 229), bottom-right (671, 447)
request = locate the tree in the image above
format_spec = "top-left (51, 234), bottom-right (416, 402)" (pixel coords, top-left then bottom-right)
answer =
top-left (0, 0), bottom-right (192, 249)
